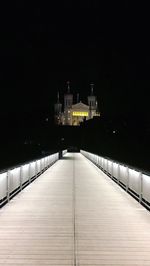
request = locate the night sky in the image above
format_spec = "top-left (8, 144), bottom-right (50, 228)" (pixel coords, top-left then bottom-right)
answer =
top-left (0, 1), bottom-right (150, 170)
top-left (0, 1), bottom-right (149, 118)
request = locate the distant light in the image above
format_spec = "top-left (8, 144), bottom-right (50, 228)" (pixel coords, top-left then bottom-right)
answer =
top-left (113, 130), bottom-right (116, 134)
top-left (45, 118), bottom-right (48, 122)
top-left (73, 111), bottom-right (88, 117)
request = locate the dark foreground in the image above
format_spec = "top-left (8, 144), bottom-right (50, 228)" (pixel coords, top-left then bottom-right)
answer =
top-left (0, 114), bottom-right (150, 173)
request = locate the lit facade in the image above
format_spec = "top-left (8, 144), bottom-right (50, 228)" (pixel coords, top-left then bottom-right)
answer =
top-left (54, 82), bottom-right (100, 126)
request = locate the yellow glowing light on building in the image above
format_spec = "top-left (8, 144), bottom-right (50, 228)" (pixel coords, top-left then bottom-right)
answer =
top-left (72, 112), bottom-right (88, 117)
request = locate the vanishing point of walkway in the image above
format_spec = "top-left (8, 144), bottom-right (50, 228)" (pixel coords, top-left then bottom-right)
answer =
top-left (0, 153), bottom-right (150, 265)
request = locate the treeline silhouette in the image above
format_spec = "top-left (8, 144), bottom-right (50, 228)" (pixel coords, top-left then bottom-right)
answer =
top-left (0, 112), bottom-right (150, 173)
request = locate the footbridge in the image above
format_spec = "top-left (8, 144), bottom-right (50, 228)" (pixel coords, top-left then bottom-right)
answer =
top-left (1, 150), bottom-right (150, 265)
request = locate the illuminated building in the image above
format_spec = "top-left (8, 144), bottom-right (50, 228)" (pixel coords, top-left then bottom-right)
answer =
top-left (54, 82), bottom-right (100, 126)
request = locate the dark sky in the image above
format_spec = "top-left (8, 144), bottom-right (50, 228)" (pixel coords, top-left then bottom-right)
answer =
top-left (0, 1), bottom-right (150, 120)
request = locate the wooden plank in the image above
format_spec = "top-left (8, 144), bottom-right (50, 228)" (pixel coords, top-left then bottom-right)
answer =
top-left (1, 153), bottom-right (150, 265)
top-left (0, 158), bottom-right (74, 265)
top-left (75, 154), bottom-right (150, 265)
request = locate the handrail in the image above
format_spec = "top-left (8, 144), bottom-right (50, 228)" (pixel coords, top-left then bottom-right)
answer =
top-left (0, 149), bottom-right (67, 207)
top-left (81, 150), bottom-right (150, 209)
top-left (0, 150), bottom-right (59, 175)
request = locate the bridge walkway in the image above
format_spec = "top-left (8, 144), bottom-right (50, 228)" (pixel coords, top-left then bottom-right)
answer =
top-left (0, 153), bottom-right (150, 265)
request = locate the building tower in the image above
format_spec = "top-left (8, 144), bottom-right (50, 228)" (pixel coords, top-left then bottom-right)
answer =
top-left (54, 92), bottom-right (62, 125)
top-left (88, 83), bottom-right (97, 118)
top-left (64, 81), bottom-right (73, 125)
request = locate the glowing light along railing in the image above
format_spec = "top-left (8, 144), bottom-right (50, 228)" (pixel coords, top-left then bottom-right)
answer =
top-left (81, 150), bottom-right (150, 208)
top-left (0, 150), bottom-right (67, 207)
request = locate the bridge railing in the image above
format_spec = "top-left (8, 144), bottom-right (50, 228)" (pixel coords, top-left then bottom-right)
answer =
top-left (81, 150), bottom-right (150, 209)
top-left (63, 149), bottom-right (68, 155)
top-left (0, 150), bottom-right (67, 207)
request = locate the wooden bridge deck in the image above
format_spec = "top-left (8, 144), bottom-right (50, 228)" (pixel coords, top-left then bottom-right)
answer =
top-left (0, 153), bottom-right (150, 265)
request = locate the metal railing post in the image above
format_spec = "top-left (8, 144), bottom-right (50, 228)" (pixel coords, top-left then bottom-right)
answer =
top-left (139, 172), bottom-right (143, 203)
top-left (126, 167), bottom-right (129, 192)
top-left (29, 163), bottom-right (31, 183)
top-left (35, 160), bottom-right (38, 177)
top-left (118, 165), bottom-right (120, 184)
top-left (20, 166), bottom-right (22, 190)
top-left (106, 159), bottom-right (109, 173)
top-left (20, 166), bottom-right (23, 191)
top-left (101, 158), bottom-right (103, 170)
top-left (6, 171), bottom-right (10, 202)
top-left (44, 158), bottom-right (46, 170)
top-left (111, 161), bottom-right (113, 179)
top-left (40, 160), bottom-right (42, 173)
top-left (97, 156), bottom-right (99, 166)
